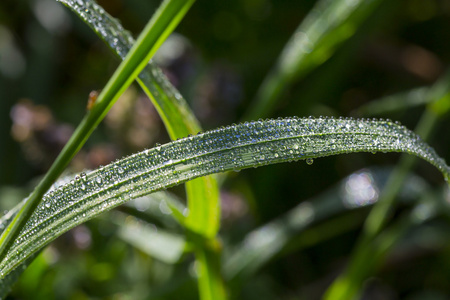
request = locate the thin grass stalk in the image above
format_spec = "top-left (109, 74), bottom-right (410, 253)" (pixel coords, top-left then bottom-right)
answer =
top-left (324, 70), bottom-right (450, 300)
top-left (0, 0), bottom-right (195, 269)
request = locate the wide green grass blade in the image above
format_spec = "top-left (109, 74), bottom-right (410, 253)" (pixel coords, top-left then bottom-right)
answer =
top-left (0, 188), bottom-right (186, 298)
top-left (58, 0), bottom-right (220, 239)
top-left (0, 117), bottom-right (448, 287)
top-left (0, 0), bottom-right (195, 284)
top-left (244, 0), bottom-right (384, 120)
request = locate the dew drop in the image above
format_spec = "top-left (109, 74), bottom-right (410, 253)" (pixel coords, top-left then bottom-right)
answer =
top-left (183, 208), bottom-right (189, 217)
top-left (306, 158), bottom-right (314, 165)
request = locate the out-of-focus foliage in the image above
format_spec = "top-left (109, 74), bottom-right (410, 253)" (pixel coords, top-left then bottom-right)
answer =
top-left (0, 0), bottom-right (450, 299)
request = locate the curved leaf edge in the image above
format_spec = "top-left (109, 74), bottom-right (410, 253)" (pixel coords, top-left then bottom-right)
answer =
top-left (0, 116), bottom-right (448, 282)
top-left (57, 0), bottom-right (220, 238)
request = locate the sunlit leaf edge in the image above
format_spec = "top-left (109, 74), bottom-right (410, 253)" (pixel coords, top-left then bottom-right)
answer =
top-left (57, 0), bottom-right (220, 238)
top-left (0, 116), bottom-right (448, 287)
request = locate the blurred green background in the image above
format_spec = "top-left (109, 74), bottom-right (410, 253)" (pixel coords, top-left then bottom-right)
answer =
top-left (1, 0), bottom-right (450, 299)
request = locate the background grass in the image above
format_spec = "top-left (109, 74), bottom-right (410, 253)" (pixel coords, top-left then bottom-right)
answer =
top-left (1, 0), bottom-right (450, 299)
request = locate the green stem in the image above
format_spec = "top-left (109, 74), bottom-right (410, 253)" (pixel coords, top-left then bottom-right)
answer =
top-left (324, 215), bottom-right (412, 300)
top-left (0, 0), bottom-right (195, 269)
top-left (364, 109), bottom-right (438, 237)
top-left (191, 235), bottom-right (227, 300)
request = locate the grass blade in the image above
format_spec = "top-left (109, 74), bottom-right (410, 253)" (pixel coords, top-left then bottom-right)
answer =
top-left (195, 246), bottom-right (227, 300)
top-left (122, 191), bottom-right (186, 228)
top-left (244, 0), bottom-right (384, 120)
top-left (325, 69), bottom-right (450, 300)
top-left (355, 69), bottom-right (450, 117)
top-left (223, 168), bottom-right (429, 283)
top-left (59, 0), bottom-right (220, 239)
top-left (58, 2), bottom-right (222, 297)
top-left (354, 87), bottom-right (430, 116)
top-left (0, 117), bottom-right (448, 286)
top-left (115, 214), bottom-right (186, 264)
top-left (57, 0), bottom-right (201, 139)
top-left (324, 192), bottom-right (445, 300)
top-left (0, 0), bottom-right (195, 283)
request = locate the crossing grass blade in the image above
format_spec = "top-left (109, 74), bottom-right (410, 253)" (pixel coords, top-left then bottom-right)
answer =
top-left (0, 0), bottom-right (196, 294)
top-left (0, 117), bottom-right (448, 293)
top-left (57, 2), bottom-right (222, 298)
top-left (58, 0), bottom-right (220, 239)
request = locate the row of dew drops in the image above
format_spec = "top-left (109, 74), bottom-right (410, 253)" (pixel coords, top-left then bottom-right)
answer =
top-left (57, 0), bottom-right (132, 58)
top-left (7, 0), bottom-right (448, 290)
top-left (52, 3), bottom-right (448, 173)
top-left (8, 0), bottom-right (445, 285)
top-left (58, 0), bottom-right (189, 106)
top-left (1, 116), bottom-right (449, 277)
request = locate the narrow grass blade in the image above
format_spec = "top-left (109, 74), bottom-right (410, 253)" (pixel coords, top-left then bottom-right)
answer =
top-left (0, 0), bottom-right (195, 279)
top-left (115, 213), bottom-right (186, 264)
top-left (57, 2), bottom-right (223, 294)
top-left (57, 0), bottom-right (201, 139)
top-left (195, 246), bottom-right (227, 300)
top-left (58, 0), bottom-right (220, 238)
top-left (223, 168), bottom-right (428, 283)
top-left (122, 191), bottom-right (186, 228)
top-left (325, 69), bottom-right (450, 300)
top-left (356, 69), bottom-right (450, 117)
top-left (354, 87), bottom-right (430, 116)
top-left (324, 189), bottom-right (447, 300)
top-left (244, 0), bottom-right (383, 120)
top-left (0, 117), bottom-right (449, 287)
